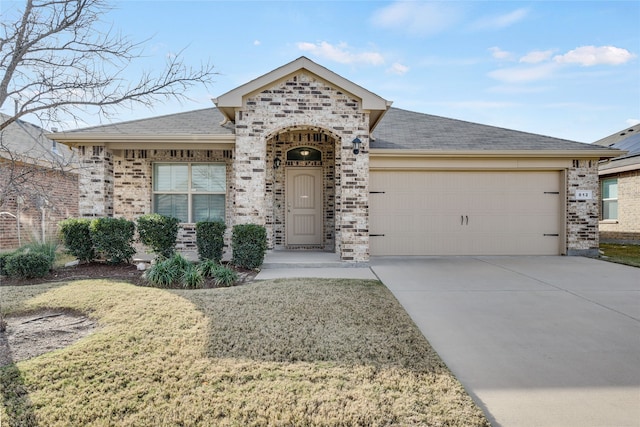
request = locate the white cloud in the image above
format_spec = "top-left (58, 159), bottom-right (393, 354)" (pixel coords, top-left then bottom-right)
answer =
top-left (296, 41), bottom-right (385, 65)
top-left (489, 47), bottom-right (513, 60)
top-left (488, 63), bottom-right (559, 83)
top-left (370, 1), bottom-right (461, 36)
top-left (473, 8), bottom-right (529, 30)
top-left (387, 63), bottom-right (409, 75)
top-left (253, 40), bottom-right (261, 46)
top-left (488, 45), bottom-right (635, 84)
top-left (626, 118), bottom-right (640, 126)
top-left (553, 46), bottom-right (636, 66)
top-left (520, 50), bottom-right (554, 64)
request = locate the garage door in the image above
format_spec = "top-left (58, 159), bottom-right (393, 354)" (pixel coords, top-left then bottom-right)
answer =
top-left (369, 171), bottom-right (563, 256)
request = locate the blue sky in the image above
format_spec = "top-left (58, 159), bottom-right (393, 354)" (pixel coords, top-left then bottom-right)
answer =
top-left (6, 1), bottom-right (640, 142)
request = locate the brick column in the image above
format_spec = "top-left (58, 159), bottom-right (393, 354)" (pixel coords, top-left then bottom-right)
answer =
top-left (232, 129), bottom-right (267, 226)
top-left (78, 145), bottom-right (113, 217)
top-left (566, 159), bottom-right (599, 256)
top-left (338, 136), bottom-right (370, 263)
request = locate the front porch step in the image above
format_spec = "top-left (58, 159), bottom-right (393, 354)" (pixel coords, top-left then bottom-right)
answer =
top-left (261, 251), bottom-right (358, 269)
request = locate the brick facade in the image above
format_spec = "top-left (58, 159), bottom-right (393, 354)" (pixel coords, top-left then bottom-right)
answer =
top-left (67, 63), bottom-right (608, 262)
top-left (78, 145), bottom-right (113, 217)
top-left (235, 72), bottom-right (370, 262)
top-left (566, 159), bottom-right (600, 256)
top-left (266, 130), bottom-right (338, 251)
top-left (0, 160), bottom-right (78, 249)
top-left (74, 147), bottom-right (235, 254)
top-left (599, 170), bottom-right (640, 242)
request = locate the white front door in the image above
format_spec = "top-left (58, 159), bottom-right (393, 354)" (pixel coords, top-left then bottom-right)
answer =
top-left (286, 167), bottom-right (323, 246)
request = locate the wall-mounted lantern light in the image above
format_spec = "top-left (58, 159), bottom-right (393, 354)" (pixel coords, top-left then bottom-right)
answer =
top-left (273, 157), bottom-right (282, 169)
top-left (352, 137), bottom-right (362, 155)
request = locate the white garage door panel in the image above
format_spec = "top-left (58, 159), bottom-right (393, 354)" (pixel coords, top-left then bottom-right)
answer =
top-left (370, 171), bottom-right (562, 256)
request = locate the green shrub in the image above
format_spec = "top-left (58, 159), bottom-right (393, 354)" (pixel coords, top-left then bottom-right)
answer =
top-left (196, 221), bottom-right (226, 263)
top-left (4, 252), bottom-right (52, 278)
top-left (181, 263), bottom-right (204, 289)
top-left (145, 260), bottom-right (178, 288)
top-left (198, 259), bottom-right (221, 278)
top-left (145, 253), bottom-right (195, 288)
top-left (212, 265), bottom-right (238, 287)
top-left (21, 241), bottom-right (58, 264)
top-left (0, 251), bottom-right (16, 276)
top-left (166, 252), bottom-right (190, 272)
top-left (231, 224), bottom-right (267, 270)
top-left (59, 218), bottom-right (95, 262)
top-left (137, 214), bottom-right (179, 259)
top-left (90, 217), bottom-right (136, 264)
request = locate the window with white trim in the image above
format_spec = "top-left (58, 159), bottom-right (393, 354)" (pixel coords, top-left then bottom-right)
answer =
top-left (601, 178), bottom-right (618, 220)
top-left (153, 163), bottom-right (226, 223)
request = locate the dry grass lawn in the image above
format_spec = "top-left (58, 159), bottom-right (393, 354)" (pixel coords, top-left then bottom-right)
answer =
top-left (1, 279), bottom-right (488, 426)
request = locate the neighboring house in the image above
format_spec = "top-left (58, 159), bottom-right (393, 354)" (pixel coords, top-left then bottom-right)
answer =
top-left (593, 125), bottom-right (640, 242)
top-left (0, 114), bottom-right (79, 249)
top-left (50, 57), bottom-right (619, 262)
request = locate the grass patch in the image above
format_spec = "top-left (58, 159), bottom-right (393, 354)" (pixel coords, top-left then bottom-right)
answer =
top-left (600, 243), bottom-right (640, 268)
top-left (1, 279), bottom-right (488, 426)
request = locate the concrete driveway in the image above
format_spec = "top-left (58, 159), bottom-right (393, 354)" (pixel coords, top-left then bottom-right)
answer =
top-left (370, 256), bottom-right (640, 427)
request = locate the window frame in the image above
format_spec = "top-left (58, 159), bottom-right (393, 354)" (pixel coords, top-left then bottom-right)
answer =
top-left (601, 177), bottom-right (618, 221)
top-left (152, 162), bottom-right (226, 223)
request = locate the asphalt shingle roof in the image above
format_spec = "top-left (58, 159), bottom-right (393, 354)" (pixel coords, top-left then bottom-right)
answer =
top-left (63, 106), bottom-right (615, 154)
top-left (371, 107), bottom-right (609, 152)
top-left (1, 113), bottom-right (75, 165)
top-left (68, 108), bottom-right (234, 136)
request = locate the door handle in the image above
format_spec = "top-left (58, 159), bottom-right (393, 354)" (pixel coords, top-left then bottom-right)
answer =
top-left (466, 215), bottom-right (469, 225)
top-left (461, 215), bottom-right (464, 225)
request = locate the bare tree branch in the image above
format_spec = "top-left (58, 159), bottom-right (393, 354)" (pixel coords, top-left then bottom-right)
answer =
top-left (0, 0), bottom-right (216, 130)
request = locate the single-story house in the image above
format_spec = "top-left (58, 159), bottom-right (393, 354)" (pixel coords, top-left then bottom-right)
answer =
top-left (0, 113), bottom-right (78, 249)
top-left (50, 56), bottom-right (619, 262)
top-left (594, 124), bottom-right (640, 242)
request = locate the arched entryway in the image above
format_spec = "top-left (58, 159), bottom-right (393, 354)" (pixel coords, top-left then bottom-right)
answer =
top-left (265, 127), bottom-right (340, 251)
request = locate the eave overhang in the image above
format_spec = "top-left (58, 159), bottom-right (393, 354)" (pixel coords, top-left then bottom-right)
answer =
top-left (213, 56), bottom-right (392, 133)
top-left (46, 133), bottom-right (236, 150)
top-left (370, 148), bottom-right (624, 160)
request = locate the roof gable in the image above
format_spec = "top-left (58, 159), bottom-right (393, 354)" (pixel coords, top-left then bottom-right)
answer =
top-left (213, 56), bottom-right (392, 129)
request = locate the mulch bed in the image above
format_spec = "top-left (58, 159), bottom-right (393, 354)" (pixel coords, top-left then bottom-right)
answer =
top-left (0, 261), bottom-right (258, 288)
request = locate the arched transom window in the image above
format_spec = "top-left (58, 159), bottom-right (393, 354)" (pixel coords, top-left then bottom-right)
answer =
top-left (286, 147), bottom-right (322, 161)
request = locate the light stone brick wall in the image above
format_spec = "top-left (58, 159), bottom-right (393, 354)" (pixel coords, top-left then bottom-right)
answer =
top-left (266, 130), bottom-right (337, 251)
top-left (77, 147), bottom-right (234, 254)
top-left (599, 169), bottom-right (640, 242)
top-left (235, 71), bottom-right (370, 262)
top-left (567, 159), bottom-right (600, 255)
top-left (113, 148), bottom-right (235, 252)
top-left (78, 145), bottom-right (113, 217)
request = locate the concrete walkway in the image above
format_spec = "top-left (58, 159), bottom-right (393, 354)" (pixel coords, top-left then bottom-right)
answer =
top-left (371, 256), bottom-right (640, 427)
top-left (255, 251), bottom-right (377, 280)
